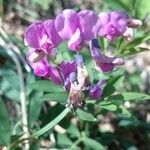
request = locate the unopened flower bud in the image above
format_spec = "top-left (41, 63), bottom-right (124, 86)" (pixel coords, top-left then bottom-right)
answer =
top-left (123, 28), bottom-right (134, 41)
top-left (127, 19), bottom-right (142, 28)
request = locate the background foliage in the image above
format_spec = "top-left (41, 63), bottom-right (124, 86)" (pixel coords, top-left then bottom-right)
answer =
top-left (0, 0), bottom-right (150, 149)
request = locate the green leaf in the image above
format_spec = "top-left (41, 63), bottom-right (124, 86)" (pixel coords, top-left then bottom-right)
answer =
top-left (0, 69), bottom-right (20, 101)
top-left (122, 92), bottom-right (150, 101)
top-left (119, 119), bottom-right (135, 127)
top-left (28, 91), bottom-right (43, 128)
top-left (0, 99), bottom-right (11, 146)
top-left (67, 124), bottom-right (80, 138)
top-left (33, 107), bottom-right (70, 137)
top-left (40, 92), bottom-right (68, 103)
top-left (57, 133), bottom-right (73, 146)
top-left (98, 102), bottom-right (117, 111)
top-left (83, 137), bottom-right (105, 150)
top-left (29, 80), bottom-right (65, 92)
top-left (118, 105), bottom-right (131, 117)
top-left (76, 109), bottom-right (96, 122)
top-left (103, 75), bottom-right (124, 97)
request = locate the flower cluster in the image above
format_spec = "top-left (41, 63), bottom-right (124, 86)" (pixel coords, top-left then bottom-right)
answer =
top-left (25, 9), bottom-right (142, 108)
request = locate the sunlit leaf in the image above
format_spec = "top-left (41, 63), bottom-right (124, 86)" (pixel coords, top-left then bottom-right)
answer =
top-left (83, 137), bottom-right (105, 150)
top-left (29, 80), bottom-right (65, 92)
top-left (40, 92), bottom-right (68, 103)
top-left (76, 109), bottom-right (96, 122)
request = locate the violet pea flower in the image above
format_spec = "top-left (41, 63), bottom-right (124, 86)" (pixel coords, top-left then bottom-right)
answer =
top-left (27, 49), bottom-right (63, 85)
top-left (25, 20), bottom-right (62, 57)
top-left (55, 9), bottom-right (84, 52)
top-left (98, 11), bottom-right (128, 41)
top-left (55, 9), bottom-right (101, 52)
top-left (60, 61), bottom-right (77, 91)
top-left (78, 10), bottom-right (101, 41)
top-left (89, 80), bottom-right (105, 100)
top-left (90, 39), bottom-right (124, 72)
top-left (27, 49), bottom-right (50, 77)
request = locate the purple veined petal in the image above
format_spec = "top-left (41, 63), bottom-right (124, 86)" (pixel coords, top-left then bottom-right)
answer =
top-left (89, 84), bottom-right (103, 100)
top-left (27, 49), bottom-right (50, 77)
top-left (95, 56), bottom-right (124, 72)
top-left (64, 77), bottom-right (71, 91)
top-left (49, 64), bottom-right (63, 85)
top-left (55, 9), bottom-right (79, 40)
top-left (25, 21), bottom-right (45, 48)
top-left (98, 63), bottom-right (114, 72)
top-left (78, 10), bottom-right (100, 41)
top-left (45, 48), bottom-right (57, 58)
top-left (68, 28), bottom-right (84, 51)
top-left (98, 11), bottom-right (128, 41)
top-left (44, 19), bottom-right (62, 47)
top-left (64, 72), bottom-right (77, 91)
top-left (60, 61), bottom-right (77, 80)
top-left (98, 12), bottom-right (110, 36)
top-left (109, 11), bottom-right (128, 35)
top-left (90, 39), bottom-right (124, 72)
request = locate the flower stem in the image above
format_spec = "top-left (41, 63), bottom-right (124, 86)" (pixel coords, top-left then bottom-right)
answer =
top-left (0, 37), bottom-right (29, 150)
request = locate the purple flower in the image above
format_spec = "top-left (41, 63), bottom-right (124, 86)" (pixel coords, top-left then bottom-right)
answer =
top-left (55, 9), bottom-right (83, 52)
top-left (44, 19), bottom-right (62, 48)
top-left (55, 9), bottom-right (101, 52)
top-left (55, 9), bottom-right (79, 40)
top-left (27, 49), bottom-right (63, 84)
top-left (89, 80), bottom-right (105, 100)
top-left (90, 39), bottom-right (124, 72)
top-left (48, 64), bottom-right (63, 85)
top-left (78, 10), bottom-right (101, 41)
top-left (27, 49), bottom-right (50, 77)
top-left (25, 20), bottom-right (62, 56)
top-left (98, 11), bottom-right (128, 41)
top-left (60, 61), bottom-right (77, 90)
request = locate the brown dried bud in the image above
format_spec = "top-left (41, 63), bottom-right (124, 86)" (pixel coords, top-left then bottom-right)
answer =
top-left (68, 83), bottom-right (85, 108)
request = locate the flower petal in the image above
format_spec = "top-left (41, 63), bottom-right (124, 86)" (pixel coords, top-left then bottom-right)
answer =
top-left (27, 49), bottom-right (50, 77)
top-left (60, 61), bottom-right (77, 80)
top-left (55, 9), bottom-right (79, 40)
top-left (44, 19), bottom-right (62, 47)
top-left (25, 21), bottom-right (45, 48)
top-left (89, 84), bottom-right (103, 100)
top-left (78, 10), bottom-right (100, 40)
top-left (49, 64), bottom-right (63, 85)
top-left (90, 39), bottom-right (124, 72)
top-left (68, 28), bottom-right (84, 51)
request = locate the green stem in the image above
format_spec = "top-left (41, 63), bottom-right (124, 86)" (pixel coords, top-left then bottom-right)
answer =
top-left (70, 138), bottom-right (83, 150)
top-left (32, 107), bottom-right (70, 137)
